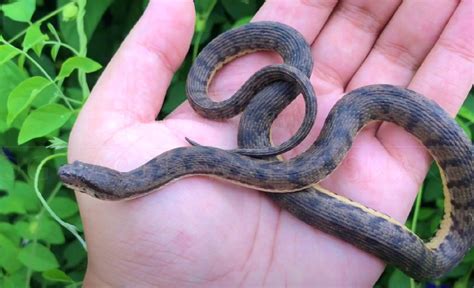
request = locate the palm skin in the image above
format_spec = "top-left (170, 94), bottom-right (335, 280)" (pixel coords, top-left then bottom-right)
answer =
top-left (67, 0), bottom-right (472, 287)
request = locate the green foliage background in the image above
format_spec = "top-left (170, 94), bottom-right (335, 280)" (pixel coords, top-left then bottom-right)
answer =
top-left (0, 0), bottom-right (472, 287)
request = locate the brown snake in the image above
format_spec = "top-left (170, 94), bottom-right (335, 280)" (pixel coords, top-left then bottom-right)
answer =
top-left (59, 22), bottom-right (473, 281)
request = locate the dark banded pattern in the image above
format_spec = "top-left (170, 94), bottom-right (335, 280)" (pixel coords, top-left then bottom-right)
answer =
top-left (58, 22), bottom-right (473, 281)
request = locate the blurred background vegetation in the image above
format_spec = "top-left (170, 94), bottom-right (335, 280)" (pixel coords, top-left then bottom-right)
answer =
top-left (0, 0), bottom-right (472, 287)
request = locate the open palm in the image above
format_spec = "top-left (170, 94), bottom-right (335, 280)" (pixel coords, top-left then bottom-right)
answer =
top-left (67, 1), bottom-right (472, 286)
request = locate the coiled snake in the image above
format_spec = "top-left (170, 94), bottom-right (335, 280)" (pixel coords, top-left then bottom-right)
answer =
top-left (59, 22), bottom-right (473, 281)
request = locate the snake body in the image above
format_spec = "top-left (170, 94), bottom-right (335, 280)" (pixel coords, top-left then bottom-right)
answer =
top-left (59, 22), bottom-right (473, 280)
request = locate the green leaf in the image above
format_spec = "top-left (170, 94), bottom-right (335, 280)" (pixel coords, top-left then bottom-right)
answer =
top-left (69, 214), bottom-right (83, 232)
top-left (456, 117), bottom-right (472, 138)
top-left (50, 197), bottom-right (79, 218)
top-left (195, 0), bottom-right (217, 14)
top-left (14, 221), bottom-right (34, 240)
top-left (0, 155), bottom-right (15, 191)
top-left (18, 243), bottom-right (59, 272)
top-left (82, 0), bottom-right (114, 37)
top-left (0, 45), bottom-right (20, 65)
top-left (64, 240), bottom-right (86, 268)
top-left (56, 56), bottom-right (102, 80)
top-left (458, 92), bottom-right (474, 122)
top-left (18, 103), bottom-right (72, 144)
top-left (0, 234), bottom-right (21, 273)
top-left (22, 24), bottom-right (48, 56)
top-left (422, 164), bottom-right (442, 202)
top-left (37, 217), bottom-right (65, 244)
top-left (458, 106), bottom-right (474, 122)
top-left (0, 195), bottom-right (26, 214)
top-left (1, 0), bottom-right (36, 23)
top-left (162, 80), bottom-right (186, 116)
top-left (42, 269), bottom-right (73, 283)
top-left (11, 181), bottom-right (40, 212)
top-left (195, 16), bottom-right (206, 33)
top-left (417, 208), bottom-right (435, 221)
top-left (447, 262), bottom-right (470, 277)
top-left (14, 217), bottom-right (64, 245)
top-left (0, 223), bottom-right (21, 244)
top-left (454, 269), bottom-right (472, 288)
top-left (58, 0), bottom-right (113, 48)
top-left (387, 269), bottom-right (410, 288)
top-left (14, 220), bottom-right (41, 241)
top-left (47, 23), bottom-right (61, 41)
top-left (463, 248), bottom-right (474, 262)
top-left (47, 137), bottom-right (68, 150)
top-left (51, 43), bottom-right (60, 61)
top-left (429, 213), bottom-right (443, 233)
top-left (17, 53), bottom-right (26, 70)
top-left (221, 0), bottom-right (257, 20)
top-left (0, 61), bottom-right (27, 132)
top-left (1, 269), bottom-right (28, 288)
top-left (7, 76), bottom-right (51, 126)
top-left (232, 16), bottom-right (252, 28)
top-left (32, 82), bottom-right (57, 108)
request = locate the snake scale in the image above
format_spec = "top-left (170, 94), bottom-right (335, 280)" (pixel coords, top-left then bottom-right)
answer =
top-left (59, 22), bottom-right (473, 281)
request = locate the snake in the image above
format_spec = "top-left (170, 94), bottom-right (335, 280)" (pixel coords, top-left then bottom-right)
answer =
top-left (58, 22), bottom-right (473, 281)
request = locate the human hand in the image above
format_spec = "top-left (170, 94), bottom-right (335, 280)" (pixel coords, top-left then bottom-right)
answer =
top-left (67, 0), bottom-right (472, 286)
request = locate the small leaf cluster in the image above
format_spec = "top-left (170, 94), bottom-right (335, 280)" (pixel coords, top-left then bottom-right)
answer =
top-left (0, 0), bottom-right (110, 286)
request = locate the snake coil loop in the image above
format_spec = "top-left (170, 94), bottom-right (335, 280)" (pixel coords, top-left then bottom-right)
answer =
top-left (59, 22), bottom-right (473, 280)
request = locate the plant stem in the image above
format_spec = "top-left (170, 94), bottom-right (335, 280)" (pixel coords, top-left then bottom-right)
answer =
top-left (76, 0), bottom-right (90, 100)
top-left (8, 1), bottom-right (76, 43)
top-left (44, 40), bottom-right (80, 55)
top-left (0, 39), bottom-right (75, 110)
top-left (410, 187), bottom-right (423, 234)
top-left (192, 0), bottom-right (218, 61)
top-left (25, 181), bottom-right (64, 286)
top-left (13, 164), bottom-right (30, 183)
top-left (409, 187), bottom-right (423, 288)
top-left (34, 153), bottom-right (87, 250)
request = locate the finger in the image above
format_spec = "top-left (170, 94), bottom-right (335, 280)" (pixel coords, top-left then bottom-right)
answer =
top-left (71, 0), bottom-right (195, 148)
top-left (311, 0), bottom-right (401, 95)
top-left (275, 0), bottom-right (401, 157)
top-left (253, 0), bottom-right (337, 42)
top-left (169, 0), bottom-right (339, 146)
top-left (376, 0), bottom-right (472, 184)
top-left (409, 0), bottom-right (473, 115)
top-left (205, 0), bottom-right (338, 101)
top-left (348, 0), bottom-right (457, 90)
top-left (342, 0), bottom-right (457, 175)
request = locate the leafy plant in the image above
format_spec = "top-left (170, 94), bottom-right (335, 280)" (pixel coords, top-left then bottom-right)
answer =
top-left (0, 0), bottom-right (472, 287)
top-left (0, 0), bottom-right (112, 286)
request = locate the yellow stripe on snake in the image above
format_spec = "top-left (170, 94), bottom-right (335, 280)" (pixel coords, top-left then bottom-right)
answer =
top-left (59, 22), bottom-right (473, 281)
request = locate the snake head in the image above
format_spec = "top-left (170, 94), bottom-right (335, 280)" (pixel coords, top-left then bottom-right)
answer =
top-left (58, 161), bottom-right (123, 200)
